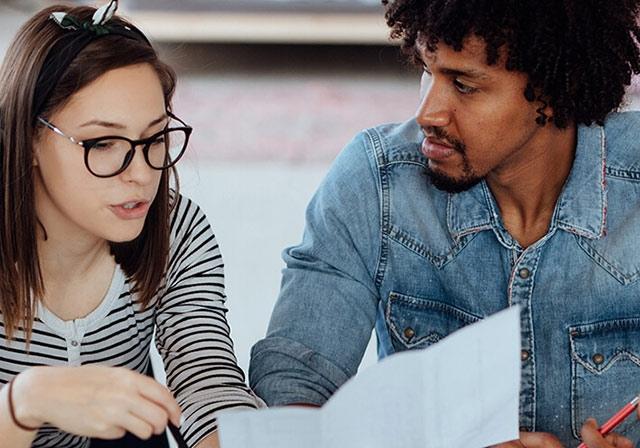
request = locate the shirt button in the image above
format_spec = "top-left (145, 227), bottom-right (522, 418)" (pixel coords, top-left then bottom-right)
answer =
top-left (70, 340), bottom-right (79, 347)
top-left (518, 268), bottom-right (531, 279)
top-left (521, 350), bottom-right (530, 361)
top-left (592, 353), bottom-right (605, 365)
top-left (403, 327), bottom-right (416, 341)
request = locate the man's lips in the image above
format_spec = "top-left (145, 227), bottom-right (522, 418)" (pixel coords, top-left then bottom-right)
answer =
top-left (421, 137), bottom-right (456, 161)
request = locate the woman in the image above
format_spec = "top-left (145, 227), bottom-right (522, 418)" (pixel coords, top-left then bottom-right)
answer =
top-left (0, 2), bottom-right (259, 447)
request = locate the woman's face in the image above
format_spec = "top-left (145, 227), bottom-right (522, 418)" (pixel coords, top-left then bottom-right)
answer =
top-left (33, 63), bottom-right (167, 244)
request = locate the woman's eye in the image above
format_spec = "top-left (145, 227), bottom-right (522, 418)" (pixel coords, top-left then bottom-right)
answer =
top-left (92, 141), bottom-right (115, 150)
top-left (151, 136), bottom-right (166, 146)
top-left (422, 65), bottom-right (432, 75)
top-left (454, 79), bottom-right (477, 94)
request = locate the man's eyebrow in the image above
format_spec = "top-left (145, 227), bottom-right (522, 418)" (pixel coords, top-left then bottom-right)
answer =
top-left (440, 67), bottom-right (490, 80)
top-left (411, 44), bottom-right (491, 81)
top-left (79, 114), bottom-right (167, 130)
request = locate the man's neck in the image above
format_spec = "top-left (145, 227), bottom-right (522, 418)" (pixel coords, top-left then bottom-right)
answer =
top-left (487, 123), bottom-right (577, 248)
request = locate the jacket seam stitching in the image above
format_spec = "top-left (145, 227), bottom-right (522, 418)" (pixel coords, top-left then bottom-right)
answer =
top-left (367, 128), bottom-right (389, 289)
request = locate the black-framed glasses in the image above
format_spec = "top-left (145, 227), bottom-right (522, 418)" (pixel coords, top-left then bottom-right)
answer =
top-left (37, 112), bottom-right (192, 178)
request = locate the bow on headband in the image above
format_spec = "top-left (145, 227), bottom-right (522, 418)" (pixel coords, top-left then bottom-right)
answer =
top-left (50, 0), bottom-right (119, 35)
top-left (33, 0), bottom-right (151, 118)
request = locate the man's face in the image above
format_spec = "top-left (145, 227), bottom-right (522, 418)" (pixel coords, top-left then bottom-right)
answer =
top-left (416, 36), bottom-right (545, 193)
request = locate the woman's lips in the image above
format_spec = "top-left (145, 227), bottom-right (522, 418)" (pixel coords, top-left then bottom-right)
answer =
top-left (109, 201), bottom-right (150, 220)
top-left (421, 138), bottom-right (456, 161)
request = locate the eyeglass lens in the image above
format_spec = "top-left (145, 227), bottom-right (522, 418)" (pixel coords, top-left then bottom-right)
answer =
top-left (86, 128), bottom-right (187, 177)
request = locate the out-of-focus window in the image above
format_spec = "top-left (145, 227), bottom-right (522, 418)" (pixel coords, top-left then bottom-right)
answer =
top-left (120, 0), bottom-right (390, 44)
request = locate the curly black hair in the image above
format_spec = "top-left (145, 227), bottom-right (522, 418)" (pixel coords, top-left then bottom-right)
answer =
top-left (382, 0), bottom-right (640, 128)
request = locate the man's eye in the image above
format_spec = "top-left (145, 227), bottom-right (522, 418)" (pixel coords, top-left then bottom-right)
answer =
top-left (422, 65), bottom-right (432, 75)
top-left (454, 79), bottom-right (477, 94)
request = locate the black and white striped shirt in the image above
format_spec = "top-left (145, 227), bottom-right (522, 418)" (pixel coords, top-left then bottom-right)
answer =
top-left (0, 194), bottom-right (259, 447)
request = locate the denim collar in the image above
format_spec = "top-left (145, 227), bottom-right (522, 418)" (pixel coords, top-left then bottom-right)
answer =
top-left (447, 122), bottom-right (607, 243)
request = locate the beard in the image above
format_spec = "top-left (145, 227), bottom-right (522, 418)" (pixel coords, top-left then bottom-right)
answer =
top-left (423, 126), bottom-right (483, 193)
top-left (425, 162), bottom-right (483, 193)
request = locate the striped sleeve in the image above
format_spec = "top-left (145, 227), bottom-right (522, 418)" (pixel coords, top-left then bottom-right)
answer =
top-left (155, 195), bottom-right (259, 447)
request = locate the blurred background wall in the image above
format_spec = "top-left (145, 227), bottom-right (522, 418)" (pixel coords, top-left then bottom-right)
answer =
top-left (0, 0), bottom-right (423, 375)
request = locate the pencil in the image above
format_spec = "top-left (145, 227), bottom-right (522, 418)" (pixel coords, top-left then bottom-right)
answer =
top-left (577, 395), bottom-right (639, 448)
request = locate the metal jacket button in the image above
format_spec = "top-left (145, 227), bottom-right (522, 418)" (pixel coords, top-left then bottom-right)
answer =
top-left (403, 327), bottom-right (415, 340)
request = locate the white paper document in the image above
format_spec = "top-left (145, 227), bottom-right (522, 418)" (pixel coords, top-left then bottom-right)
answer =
top-left (219, 306), bottom-right (521, 448)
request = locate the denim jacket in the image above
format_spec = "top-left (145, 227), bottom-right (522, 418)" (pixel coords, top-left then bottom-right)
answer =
top-left (250, 111), bottom-right (640, 446)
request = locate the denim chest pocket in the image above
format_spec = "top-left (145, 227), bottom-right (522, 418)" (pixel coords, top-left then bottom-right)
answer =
top-left (569, 318), bottom-right (640, 442)
top-left (385, 291), bottom-right (481, 351)
top-left (577, 236), bottom-right (640, 285)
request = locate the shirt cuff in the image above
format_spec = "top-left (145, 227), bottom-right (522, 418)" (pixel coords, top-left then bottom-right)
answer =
top-left (179, 389), bottom-right (260, 446)
top-left (249, 336), bottom-right (351, 407)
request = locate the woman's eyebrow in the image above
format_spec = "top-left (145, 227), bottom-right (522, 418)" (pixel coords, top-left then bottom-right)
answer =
top-left (147, 114), bottom-right (168, 128)
top-left (79, 114), bottom-right (167, 130)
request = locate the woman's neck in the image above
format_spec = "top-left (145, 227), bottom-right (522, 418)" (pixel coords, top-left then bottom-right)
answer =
top-left (37, 230), bottom-right (111, 283)
top-left (36, 229), bottom-right (116, 321)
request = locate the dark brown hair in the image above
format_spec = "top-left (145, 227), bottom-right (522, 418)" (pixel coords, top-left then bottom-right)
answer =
top-left (0, 5), bottom-right (177, 339)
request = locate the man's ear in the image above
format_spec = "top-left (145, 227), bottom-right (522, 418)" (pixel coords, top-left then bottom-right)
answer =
top-left (525, 83), bottom-right (553, 126)
top-left (535, 100), bottom-right (553, 126)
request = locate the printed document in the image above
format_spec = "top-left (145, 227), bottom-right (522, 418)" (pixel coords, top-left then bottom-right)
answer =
top-left (219, 306), bottom-right (521, 448)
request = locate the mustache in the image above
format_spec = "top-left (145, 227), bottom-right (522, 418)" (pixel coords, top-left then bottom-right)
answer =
top-left (424, 126), bottom-right (466, 154)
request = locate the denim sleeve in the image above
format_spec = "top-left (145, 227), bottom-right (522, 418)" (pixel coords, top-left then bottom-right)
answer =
top-left (250, 130), bottom-right (382, 406)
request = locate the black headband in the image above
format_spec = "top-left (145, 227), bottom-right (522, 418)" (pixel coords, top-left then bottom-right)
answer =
top-left (32, 1), bottom-right (152, 119)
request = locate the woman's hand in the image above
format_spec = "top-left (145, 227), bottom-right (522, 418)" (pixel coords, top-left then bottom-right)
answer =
top-left (12, 365), bottom-right (181, 440)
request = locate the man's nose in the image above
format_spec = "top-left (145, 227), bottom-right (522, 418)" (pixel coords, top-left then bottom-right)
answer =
top-left (416, 77), bottom-right (452, 129)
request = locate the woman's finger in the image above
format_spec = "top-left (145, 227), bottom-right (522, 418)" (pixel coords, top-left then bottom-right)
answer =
top-left (133, 373), bottom-right (182, 425)
top-left (117, 412), bottom-right (155, 441)
top-left (125, 394), bottom-right (170, 435)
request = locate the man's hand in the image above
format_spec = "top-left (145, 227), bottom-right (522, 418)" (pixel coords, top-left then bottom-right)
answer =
top-left (492, 420), bottom-right (634, 448)
top-left (492, 431), bottom-right (565, 447)
top-left (580, 419), bottom-right (633, 448)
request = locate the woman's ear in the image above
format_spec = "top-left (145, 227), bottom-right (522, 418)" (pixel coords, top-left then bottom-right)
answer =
top-left (32, 133), bottom-right (43, 167)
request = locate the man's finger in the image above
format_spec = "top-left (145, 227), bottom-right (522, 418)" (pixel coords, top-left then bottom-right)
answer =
top-left (519, 431), bottom-right (565, 448)
top-left (604, 432), bottom-right (634, 448)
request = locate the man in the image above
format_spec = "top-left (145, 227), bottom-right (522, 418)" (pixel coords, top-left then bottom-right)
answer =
top-left (250, 1), bottom-right (640, 446)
